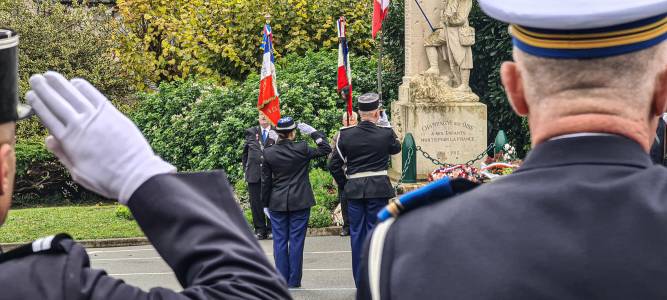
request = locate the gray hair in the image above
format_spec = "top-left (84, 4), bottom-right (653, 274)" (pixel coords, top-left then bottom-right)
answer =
top-left (516, 43), bottom-right (667, 117)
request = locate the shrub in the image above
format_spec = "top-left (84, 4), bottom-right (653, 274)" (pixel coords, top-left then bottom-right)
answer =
top-left (0, 0), bottom-right (134, 105)
top-left (243, 208), bottom-right (253, 228)
top-left (309, 205), bottom-right (332, 228)
top-left (233, 180), bottom-right (249, 210)
top-left (12, 135), bottom-right (107, 207)
top-left (115, 205), bottom-right (134, 221)
top-left (310, 169), bottom-right (338, 210)
top-left (132, 49), bottom-right (401, 183)
top-left (470, 4), bottom-right (530, 155)
top-left (113, 0), bottom-right (376, 89)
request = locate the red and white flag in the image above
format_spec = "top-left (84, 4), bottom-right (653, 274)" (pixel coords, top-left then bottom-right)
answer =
top-left (337, 17), bottom-right (353, 119)
top-left (372, 0), bottom-right (390, 38)
top-left (257, 24), bottom-right (281, 125)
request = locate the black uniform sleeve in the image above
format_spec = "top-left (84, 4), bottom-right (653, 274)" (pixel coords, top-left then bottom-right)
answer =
top-left (357, 223), bottom-right (395, 300)
top-left (77, 171), bottom-right (290, 300)
top-left (306, 131), bottom-right (332, 159)
top-left (388, 129), bottom-right (402, 155)
top-left (328, 133), bottom-right (347, 188)
top-left (262, 159), bottom-right (273, 208)
top-left (242, 128), bottom-right (253, 169)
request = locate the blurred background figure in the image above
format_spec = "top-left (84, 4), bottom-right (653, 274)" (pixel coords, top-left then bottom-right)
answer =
top-left (242, 113), bottom-right (276, 240)
top-left (329, 111), bottom-right (359, 237)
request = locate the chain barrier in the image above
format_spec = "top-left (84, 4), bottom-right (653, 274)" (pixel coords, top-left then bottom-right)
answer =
top-left (393, 146), bottom-right (414, 193)
top-left (464, 143), bottom-right (495, 166)
top-left (394, 143), bottom-right (494, 193)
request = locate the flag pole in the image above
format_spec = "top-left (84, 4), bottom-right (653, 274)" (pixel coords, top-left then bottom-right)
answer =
top-left (377, 30), bottom-right (383, 104)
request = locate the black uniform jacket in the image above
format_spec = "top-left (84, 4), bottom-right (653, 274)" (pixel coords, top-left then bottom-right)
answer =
top-left (0, 171), bottom-right (291, 300)
top-left (243, 126), bottom-right (276, 183)
top-left (262, 131), bottom-right (332, 212)
top-left (358, 135), bottom-right (667, 300)
top-left (328, 121), bottom-right (401, 199)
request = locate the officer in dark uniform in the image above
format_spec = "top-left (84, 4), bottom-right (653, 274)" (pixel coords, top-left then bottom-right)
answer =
top-left (5, 66), bottom-right (291, 298)
top-left (358, 1), bottom-right (667, 299)
top-left (650, 114), bottom-right (666, 165)
top-left (262, 117), bottom-right (331, 288)
top-left (242, 113), bottom-right (276, 239)
top-left (328, 93), bottom-right (401, 287)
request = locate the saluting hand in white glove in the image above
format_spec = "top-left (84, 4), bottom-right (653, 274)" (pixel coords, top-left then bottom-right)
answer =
top-left (268, 129), bottom-right (278, 142)
top-left (297, 123), bottom-right (316, 135)
top-left (26, 71), bottom-right (176, 204)
top-left (377, 110), bottom-right (391, 127)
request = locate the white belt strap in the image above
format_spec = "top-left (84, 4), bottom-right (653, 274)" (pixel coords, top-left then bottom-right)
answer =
top-left (369, 218), bottom-right (395, 300)
top-left (347, 170), bottom-right (388, 179)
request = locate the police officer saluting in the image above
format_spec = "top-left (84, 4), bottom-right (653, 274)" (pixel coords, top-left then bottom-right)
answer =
top-left (358, 1), bottom-right (667, 299)
top-left (262, 117), bottom-right (331, 288)
top-left (0, 29), bottom-right (290, 298)
top-left (328, 92), bottom-right (401, 287)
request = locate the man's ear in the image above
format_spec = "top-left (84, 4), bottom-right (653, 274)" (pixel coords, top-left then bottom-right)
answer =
top-left (501, 61), bottom-right (529, 116)
top-left (0, 144), bottom-right (12, 196)
top-left (652, 68), bottom-right (667, 116)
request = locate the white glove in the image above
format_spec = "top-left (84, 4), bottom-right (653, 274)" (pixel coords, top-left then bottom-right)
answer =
top-left (377, 111), bottom-right (391, 127)
top-left (26, 71), bottom-right (176, 204)
top-left (268, 129), bottom-right (278, 141)
top-left (297, 122), bottom-right (316, 135)
top-left (263, 207), bottom-right (271, 218)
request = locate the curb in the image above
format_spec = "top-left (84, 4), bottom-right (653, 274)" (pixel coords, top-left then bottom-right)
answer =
top-left (0, 226), bottom-right (344, 251)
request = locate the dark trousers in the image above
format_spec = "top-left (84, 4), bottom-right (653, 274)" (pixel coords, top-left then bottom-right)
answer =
top-left (338, 187), bottom-right (350, 229)
top-left (348, 197), bottom-right (387, 287)
top-left (248, 182), bottom-right (270, 234)
top-left (270, 208), bottom-right (310, 287)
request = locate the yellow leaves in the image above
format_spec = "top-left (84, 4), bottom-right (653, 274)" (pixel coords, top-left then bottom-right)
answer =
top-left (113, 0), bottom-right (373, 90)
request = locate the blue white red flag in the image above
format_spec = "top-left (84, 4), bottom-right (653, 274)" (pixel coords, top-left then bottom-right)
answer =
top-left (337, 17), bottom-right (353, 118)
top-left (257, 24), bottom-right (281, 125)
top-left (372, 0), bottom-right (390, 38)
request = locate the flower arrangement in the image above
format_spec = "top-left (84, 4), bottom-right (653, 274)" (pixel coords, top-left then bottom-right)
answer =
top-left (429, 164), bottom-right (484, 183)
top-left (480, 143), bottom-right (522, 180)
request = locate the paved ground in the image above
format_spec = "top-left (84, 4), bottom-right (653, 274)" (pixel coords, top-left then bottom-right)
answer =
top-left (88, 236), bottom-right (355, 300)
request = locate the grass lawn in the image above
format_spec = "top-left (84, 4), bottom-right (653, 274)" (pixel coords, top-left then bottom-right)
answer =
top-left (0, 205), bottom-right (144, 244)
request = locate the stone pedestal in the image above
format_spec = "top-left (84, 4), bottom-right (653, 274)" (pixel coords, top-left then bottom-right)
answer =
top-left (388, 0), bottom-right (487, 180)
top-left (391, 75), bottom-right (487, 179)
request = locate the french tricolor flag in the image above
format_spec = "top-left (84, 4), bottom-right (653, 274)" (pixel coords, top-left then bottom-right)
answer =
top-left (257, 24), bottom-right (281, 126)
top-left (372, 0), bottom-right (390, 38)
top-left (337, 17), bottom-right (353, 119)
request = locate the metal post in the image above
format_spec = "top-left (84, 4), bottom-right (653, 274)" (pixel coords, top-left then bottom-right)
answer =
top-left (402, 133), bottom-right (417, 183)
top-left (377, 31), bottom-right (383, 102)
top-left (494, 130), bottom-right (508, 155)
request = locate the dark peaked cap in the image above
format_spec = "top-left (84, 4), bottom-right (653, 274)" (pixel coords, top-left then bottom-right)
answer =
top-left (358, 93), bottom-right (380, 112)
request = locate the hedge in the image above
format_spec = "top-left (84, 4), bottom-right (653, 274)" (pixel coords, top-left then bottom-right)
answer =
top-left (132, 49), bottom-right (401, 183)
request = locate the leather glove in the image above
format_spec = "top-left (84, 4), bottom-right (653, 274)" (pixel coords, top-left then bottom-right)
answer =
top-left (268, 129), bottom-right (278, 141)
top-left (377, 111), bottom-right (391, 127)
top-left (297, 122), bottom-right (316, 135)
top-left (26, 71), bottom-right (176, 204)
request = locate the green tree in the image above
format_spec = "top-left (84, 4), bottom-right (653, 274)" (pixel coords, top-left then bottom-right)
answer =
top-left (113, 0), bottom-right (376, 89)
top-left (470, 4), bottom-right (531, 154)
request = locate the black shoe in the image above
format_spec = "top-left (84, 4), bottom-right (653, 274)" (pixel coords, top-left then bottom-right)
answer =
top-left (255, 232), bottom-right (266, 240)
top-left (340, 227), bottom-right (350, 236)
top-left (266, 233), bottom-right (273, 240)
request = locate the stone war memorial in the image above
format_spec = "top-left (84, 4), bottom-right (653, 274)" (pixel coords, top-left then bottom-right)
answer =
top-left (390, 0), bottom-right (487, 179)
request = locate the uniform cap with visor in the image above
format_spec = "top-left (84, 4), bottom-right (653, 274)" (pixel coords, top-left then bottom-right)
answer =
top-left (478, 0), bottom-right (667, 59)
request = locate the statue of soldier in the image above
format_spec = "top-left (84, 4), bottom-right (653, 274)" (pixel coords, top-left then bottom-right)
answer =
top-left (424, 0), bottom-right (475, 92)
